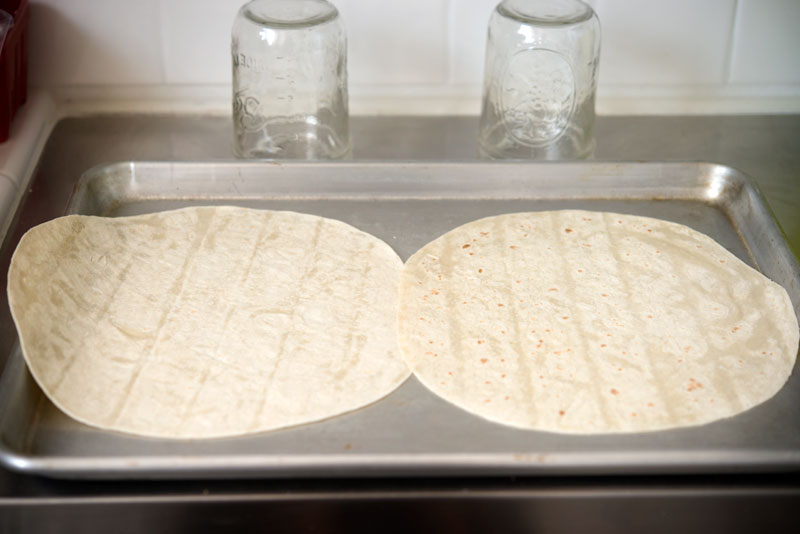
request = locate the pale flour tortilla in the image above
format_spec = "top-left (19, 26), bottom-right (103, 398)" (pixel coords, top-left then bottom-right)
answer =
top-left (8, 206), bottom-right (409, 439)
top-left (398, 210), bottom-right (799, 434)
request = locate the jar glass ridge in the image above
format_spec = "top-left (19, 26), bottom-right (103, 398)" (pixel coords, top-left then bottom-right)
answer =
top-left (478, 0), bottom-right (601, 160)
top-left (232, 0), bottom-right (350, 159)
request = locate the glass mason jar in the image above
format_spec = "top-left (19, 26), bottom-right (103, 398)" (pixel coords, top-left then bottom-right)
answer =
top-left (232, 0), bottom-right (350, 159)
top-left (478, 0), bottom-right (601, 160)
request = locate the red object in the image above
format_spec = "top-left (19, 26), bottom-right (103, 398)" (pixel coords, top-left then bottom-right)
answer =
top-left (0, 0), bottom-right (28, 143)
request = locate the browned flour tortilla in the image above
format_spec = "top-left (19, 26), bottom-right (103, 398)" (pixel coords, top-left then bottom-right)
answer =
top-left (398, 210), bottom-right (799, 433)
top-left (8, 207), bottom-right (409, 439)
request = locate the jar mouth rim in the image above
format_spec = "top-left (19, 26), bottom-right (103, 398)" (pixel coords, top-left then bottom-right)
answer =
top-left (497, 0), bottom-right (595, 26)
top-left (244, 0), bottom-right (339, 28)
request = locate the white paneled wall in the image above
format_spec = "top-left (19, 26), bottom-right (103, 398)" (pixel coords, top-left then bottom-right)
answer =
top-left (729, 0), bottom-right (800, 84)
top-left (27, 0), bottom-right (800, 114)
top-left (597, 0), bottom-right (735, 85)
top-left (340, 0), bottom-right (449, 85)
top-left (30, 0), bottom-right (163, 85)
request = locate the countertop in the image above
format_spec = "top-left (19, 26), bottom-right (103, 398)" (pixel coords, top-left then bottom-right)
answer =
top-left (0, 114), bottom-right (799, 533)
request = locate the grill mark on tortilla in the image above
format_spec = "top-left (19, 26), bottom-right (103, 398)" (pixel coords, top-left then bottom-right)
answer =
top-left (437, 229), bottom-right (468, 399)
top-left (52, 218), bottom-right (87, 266)
top-left (106, 209), bottom-right (217, 426)
top-left (519, 220), bottom-right (555, 417)
top-left (604, 353), bottom-right (644, 373)
top-left (50, 227), bottom-right (137, 393)
top-left (177, 366), bottom-right (212, 431)
top-left (542, 374), bottom-right (594, 389)
top-left (240, 211), bottom-right (276, 287)
top-left (712, 253), bottom-right (748, 411)
top-left (671, 235), bottom-right (744, 414)
top-left (333, 241), bottom-right (376, 381)
top-left (496, 215), bottom-right (536, 423)
top-left (248, 217), bottom-right (325, 430)
top-left (553, 211), bottom-right (613, 428)
top-left (688, 226), bottom-right (762, 411)
top-left (178, 213), bottom-right (276, 433)
top-left (600, 212), bottom-right (678, 425)
top-left (21, 220), bottom-right (91, 387)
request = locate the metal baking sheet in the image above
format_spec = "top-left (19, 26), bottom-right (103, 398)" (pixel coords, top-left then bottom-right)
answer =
top-left (0, 161), bottom-right (798, 480)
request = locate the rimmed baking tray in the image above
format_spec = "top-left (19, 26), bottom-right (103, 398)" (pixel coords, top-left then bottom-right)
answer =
top-left (0, 161), bottom-right (798, 480)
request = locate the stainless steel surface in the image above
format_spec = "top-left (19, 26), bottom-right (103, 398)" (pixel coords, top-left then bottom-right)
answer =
top-left (3, 481), bottom-right (800, 534)
top-left (1, 115), bottom-right (799, 531)
top-left (1, 161), bottom-right (797, 481)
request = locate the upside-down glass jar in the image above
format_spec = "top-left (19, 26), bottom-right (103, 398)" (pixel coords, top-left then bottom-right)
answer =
top-left (478, 0), bottom-right (600, 160)
top-left (232, 0), bottom-right (350, 159)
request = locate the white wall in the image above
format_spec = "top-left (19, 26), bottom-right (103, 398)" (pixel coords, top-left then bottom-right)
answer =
top-left (27, 0), bottom-right (800, 115)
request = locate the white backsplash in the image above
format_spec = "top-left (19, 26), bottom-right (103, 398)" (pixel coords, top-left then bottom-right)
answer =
top-left (27, 0), bottom-right (800, 114)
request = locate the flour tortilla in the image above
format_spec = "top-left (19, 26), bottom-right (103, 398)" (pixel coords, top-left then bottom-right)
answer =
top-left (8, 206), bottom-right (409, 439)
top-left (398, 210), bottom-right (799, 433)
